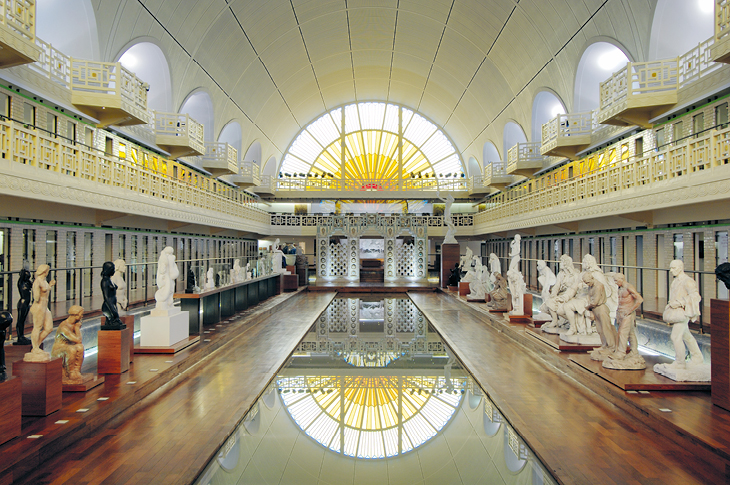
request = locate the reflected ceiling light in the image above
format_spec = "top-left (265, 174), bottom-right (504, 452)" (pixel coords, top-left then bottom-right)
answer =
top-left (698, 0), bottom-right (714, 14)
top-left (598, 49), bottom-right (627, 70)
top-left (119, 52), bottom-right (137, 69)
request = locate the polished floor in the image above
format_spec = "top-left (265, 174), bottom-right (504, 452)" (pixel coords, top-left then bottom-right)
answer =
top-left (7, 289), bottom-right (730, 484)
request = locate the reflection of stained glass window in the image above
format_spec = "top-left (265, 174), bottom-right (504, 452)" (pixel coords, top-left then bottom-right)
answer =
top-left (281, 102), bottom-right (463, 185)
top-left (279, 375), bottom-right (461, 459)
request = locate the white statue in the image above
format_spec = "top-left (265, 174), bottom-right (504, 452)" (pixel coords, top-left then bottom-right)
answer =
top-left (437, 190), bottom-right (457, 244)
top-left (112, 259), bottom-right (128, 315)
top-left (603, 273), bottom-right (646, 370)
top-left (509, 234), bottom-right (521, 273)
top-left (272, 238), bottom-right (284, 274)
top-left (154, 247), bottom-right (178, 311)
top-left (460, 247), bottom-right (474, 273)
top-left (533, 260), bottom-right (556, 321)
top-left (232, 259), bottom-right (242, 283)
top-left (25, 264), bottom-right (56, 362)
top-left (467, 256), bottom-right (487, 300)
top-left (542, 254), bottom-right (580, 334)
top-left (245, 262), bottom-right (252, 280)
top-left (205, 267), bottom-right (216, 290)
top-left (654, 260), bottom-right (710, 381)
top-left (488, 253), bottom-right (501, 287)
top-left (505, 235), bottom-right (527, 315)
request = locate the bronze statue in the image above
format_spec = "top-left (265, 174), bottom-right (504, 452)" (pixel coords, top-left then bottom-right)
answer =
top-left (185, 267), bottom-right (196, 293)
top-left (100, 261), bottom-right (125, 330)
top-left (0, 311), bottom-right (12, 374)
top-left (448, 262), bottom-right (461, 287)
top-left (716, 262), bottom-right (730, 291)
top-left (13, 267), bottom-right (31, 345)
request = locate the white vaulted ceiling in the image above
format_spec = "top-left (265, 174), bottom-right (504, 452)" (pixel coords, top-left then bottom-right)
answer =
top-left (93, 0), bottom-right (655, 164)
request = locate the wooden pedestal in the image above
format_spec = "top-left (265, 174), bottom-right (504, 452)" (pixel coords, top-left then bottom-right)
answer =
top-left (458, 281), bottom-right (470, 297)
top-left (63, 374), bottom-right (105, 392)
top-left (5, 344), bottom-right (32, 365)
top-left (0, 377), bottom-right (21, 444)
top-left (102, 315), bottom-right (135, 363)
top-left (712, 299), bottom-right (730, 411)
top-left (508, 294), bottom-right (533, 323)
top-left (286, 265), bottom-right (296, 274)
top-left (98, 329), bottom-right (131, 374)
top-left (12, 358), bottom-right (62, 416)
top-left (282, 274), bottom-right (298, 292)
top-left (440, 243), bottom-right (460, 288)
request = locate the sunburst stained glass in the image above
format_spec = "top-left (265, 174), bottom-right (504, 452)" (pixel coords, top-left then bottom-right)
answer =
top-left (280, 102), bottom-right (463, 185)
top-left (279, 375), bottom-right (461, 459)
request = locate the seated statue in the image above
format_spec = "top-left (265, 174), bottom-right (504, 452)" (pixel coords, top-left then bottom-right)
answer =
top-left (466, 257), bottom-right (487, 300)
top-left (447, 262), bottom-right (460, 287)
top-left (50, 305), bottom-right (85, 384)
top-left (488, 253), bottom-right (501, 288)
top-left (542, 255), bottom-right (580, 333)
top-left (487, 273), bottom-right (512, 311)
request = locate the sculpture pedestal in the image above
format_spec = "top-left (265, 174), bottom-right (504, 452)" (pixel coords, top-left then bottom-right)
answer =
top-left (509, 294), bottom-right (533, 323)
top-left (63, 373), bottom-right (105, 392)
top-left (102, 315), bottom-right (134, 363)
top-left (712, 298), bottom-right (730, 411)
top-left (458, 282), bottom-right (470, 297)
top-left (140, 308), bottom-right (189, 347)
top-left (98, 329), bottom-right (131, 374)
top-left (12, 358), bottom-right (62, 416)
top-left (654, 362), bottom-right (711, 382)
top-left (440, 243), bottom-right (460, 288)
top-left (5, 343), bottom-right (31, 364)
top-left (282, 274), bottom-right (298, 292)
top-left (559, 332), bottom-right (602, 345)
top-left (0, 377), bottom-right (21, 444)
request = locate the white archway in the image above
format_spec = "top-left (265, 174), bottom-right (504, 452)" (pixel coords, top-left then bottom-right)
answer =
top-left (218, 121), bottom-right (242, 154)
top-left (483, 141), bottom-right (500, 166)
top-left (467, 156), bottom-right (481, 177)
top-left (649, 0), bottom-right (714, 61)
top-left (243, 141), bottom-right (262, 164)
top-left (36, 0), bottom-right (99, 60)
top-left (532, 90), bottom-right (566, 142)
top-left (262, 156), bottom-right (278, 176)
top-left (503, 121), bottom-right (527, 158)
top-left (118, 41), bottom-right (172, 112)
top-left (180, 90), bottom-right (215, 142)
top-left (574, 41), bottom-right (630, 113)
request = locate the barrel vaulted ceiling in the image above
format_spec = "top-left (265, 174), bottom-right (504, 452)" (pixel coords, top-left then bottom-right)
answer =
top-left (93, 0), bottom-right (655, 166)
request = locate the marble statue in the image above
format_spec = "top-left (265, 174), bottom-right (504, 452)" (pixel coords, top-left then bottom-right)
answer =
top-left (533, 260), bottom-right (556, 321)
top-left (112, 259), bottom-right (127, 315)
top-left (272, 238), bottom-right (284, 274)
top-left (460, 247), bottom-right (474, 275)
top-left (50, 305), bottom-right (85, 384)
top-left (488, 273), bottom-right (512, 311)
top-left (488, 253), bottom-right (501, 287)
top-left (232, 259), bottom-right (242, 283)
top-left (100, 261), bottom-right (125, 330)
top-left (185, 267), bottom-right (196, 293)
top-left (603, 273), bottom-right (646, 370)
top-left (582, 272), bottom-right (610, 347)
top-left (506, 234), bottom-right (527, 315)
top-left (716, 262), bottom-right (730, 290)
top-left (437, 190), bottom-right (457, 244)
top-left (509, 234), bottom-right (521, 273)
top-left (654, 260), bottom-right (710, 381)
top-left (13, 266), bottom-right (31, 345)
top-left (245, 262), bottom-right (252, 281)
top-left (0, 311), bottom-right (12, 374)
top-left (205, 267), bottom-right (216, 290)
top-left (154, 247), bottom-right (179, 311)
top-left (542, 254), bottom-right (580, 334)
top-left (25, 264), bottom-right (56, 362)
top-left (447, 262), bottom-right (460, 287)
top-left (465, 257), bottom-right (487, 301)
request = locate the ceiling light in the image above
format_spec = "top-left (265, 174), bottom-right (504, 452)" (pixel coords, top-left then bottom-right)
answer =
top-left (598, 49), bottom-right (627, 70)
top-left (550, 104), bottom-right (565, 118)
top-left (698, 0), bottom-right (714, 14)
top-left (119, 52), bottom-right (137, 69)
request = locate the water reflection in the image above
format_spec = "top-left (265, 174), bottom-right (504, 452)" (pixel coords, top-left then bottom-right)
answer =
top-left (197, 296), bottom-right (554, 485)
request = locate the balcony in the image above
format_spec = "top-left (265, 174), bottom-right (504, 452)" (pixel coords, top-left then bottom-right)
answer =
top-left (198, 142), bottom-right (237, 177)
top-left (253, 174), bottom-right (276, 196)
top-left (0, 0), bottom-right (40, 68)
top-left (712, 0), bottom-right (730, 63)
top-left (487, 161), bottom-right (519, 190)
top-left (228, 161), bottom-right (261, 188)
top-left (469, 166), bottom-right (492, 197)
top-left (540, 112), bottom-right (592, 160)
top-left (507, 142), bottom-right (544, 177)
top-left (71, 60), bottom-right (149, 127)
top-left (597, 59), bottom-right (678, 128)
top-left (154, 112), bottom-right (205, 159)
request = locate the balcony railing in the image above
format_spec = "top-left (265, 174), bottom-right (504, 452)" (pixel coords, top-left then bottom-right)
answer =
top-left (716, 0), bottom-right (730, 44)
top-left (26, 36), bottom-right (70, 87)
top-left (270, 213), bottom-right (474, 228)
top-left (272, 177), bottom-right (469, 193)
top-left (0, 117), bottom-right (269, 225)
top-left (679, 36), bottom-right (722, 87)
top-left (228, 160), bottom-right (261, 188)
top-left (541, 112), bottom-right (592, 146)
top-left (154, 111), bottom-right (205, 158)
top-left (507, 142), bottom-right (543, 175)
top-left (474, 125), bottom-right (730, 228)
top-left (0, 0), bottom-right (40, 67)
top-left (198, 141), bottom-right (238, 176)
top-left (253, 174), bottom-right (275, 195)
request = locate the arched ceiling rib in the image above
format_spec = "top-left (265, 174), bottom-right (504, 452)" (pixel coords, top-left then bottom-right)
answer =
top-left (93, 0), bottom-right (654, 163)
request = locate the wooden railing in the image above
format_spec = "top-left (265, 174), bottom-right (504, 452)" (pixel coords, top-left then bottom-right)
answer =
top-left (475, 126), bottom-right (730, 226)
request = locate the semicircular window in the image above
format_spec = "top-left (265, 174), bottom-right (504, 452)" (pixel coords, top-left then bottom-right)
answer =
top-left (279, 375), bottom-right (461, 459)
top-left (280, 102), bottom-right (464, 187)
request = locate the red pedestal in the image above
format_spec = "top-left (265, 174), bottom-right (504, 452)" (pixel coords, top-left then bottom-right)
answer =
top-left (458, 282), bottom-right (470, 297)
top-left (712, 299), bottom-right (730, 411)
top-left (102, 315), bottom-right (135, 363)
top-left (98, 329), bottom-right (131, 374)
top-left (0, 378), bottom-right (21, 444)
top-left (12, 358), bottom-right (62, 416)
top-left (440, 243), bottom-right (460, 288)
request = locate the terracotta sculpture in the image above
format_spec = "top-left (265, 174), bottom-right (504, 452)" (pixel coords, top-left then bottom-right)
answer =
top-left (13, 267), bottom-right (32, 345)
top-left (487, 273), bottom-right (512, 311)
top-left (603, 273), bottom-right (646, 370)
top-left (50, 305), bottom-right (85, 384)
top-left (154, 247), bottom-right (178, 310)
top-left (25, 264), bottom-right (56, 362)
top-left (100, 261), bottom-right (125, 330)
top-left (0, 311), bottom-right (12, 374)
top-left (654, 260), bottom-right (710, 381)
top-left (437, 190), bottom-right (457, 244)
top-left (205, 267), bottom-right (215, 290)
top-left (534, 260), bottom-right (556, 321)
top-left (112, 259), bottom-right (127, 314)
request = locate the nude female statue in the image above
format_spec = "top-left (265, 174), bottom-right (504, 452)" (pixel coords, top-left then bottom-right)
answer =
top-left (154, 247), bottom-right (178, 310)
top-left (14, 267), bottom-right (32, 345)
top-left (25, 264), bottom-right (56, 361)
top-left (436, 189), bottom-right (457, 244)
top-left (111, 259), bottom-right (127, 314)
top-left (100, 261), bottom-right (124, 330)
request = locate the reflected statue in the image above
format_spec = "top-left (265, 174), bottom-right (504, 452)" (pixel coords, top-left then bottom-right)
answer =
top-left (0, 311), bottom-right (12, 374)
top-left (154, 247), bottom-right (178, 311)
top-left (112, 259), bottom-right (127, 315)
top-left (603, 273), bottom-right (646, 370)
top-left (50, 305), bottom-right (85, 384)
top-left (654, 260), bottom-right (710, 381)
top-left (13, 267), bottom-right (31, 345)
top-left (100, 262), bottom-right (125, 330)
top-left (25, 264), bottom-right (56, 362)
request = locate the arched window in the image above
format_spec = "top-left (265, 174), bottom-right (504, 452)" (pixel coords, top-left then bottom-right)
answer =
top-left (118, 42), bottom-right (172, 112)
top-left (37, 0), bottom-right (99, 60)
top-left (180, 90), bottom-right (214, 142)
top-left (483, 142), bottom-right (500, 166)
top-left (280, 102), bottom-right (463, 184)
top-left (218, 122), bottom-right (242, 154)
top-left (574, 42), bottom-right (629, 112)
top-left (532, 91), bottom-right (566, 142)
top-left (649, 0), bottom-right (714, 60)
top-left (503, 121), bottom-right (527, 158)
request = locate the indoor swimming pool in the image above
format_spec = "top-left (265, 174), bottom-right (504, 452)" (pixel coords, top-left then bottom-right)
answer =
top-left (197, 295), bottom-right (554, 485)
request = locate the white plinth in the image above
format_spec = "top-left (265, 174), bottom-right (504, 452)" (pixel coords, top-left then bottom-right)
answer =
top-left (140, 307), bottom-right (189, 347)
top-left (653, 362), bottom-right (711, 382)
top-left (559, 332), bottom-right (602, 345)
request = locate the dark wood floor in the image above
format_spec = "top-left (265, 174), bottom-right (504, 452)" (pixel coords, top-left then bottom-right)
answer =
top-left (410, 291), bottom-right (730, 484)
